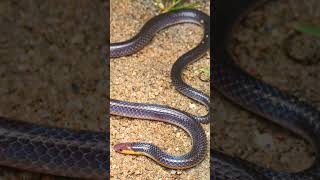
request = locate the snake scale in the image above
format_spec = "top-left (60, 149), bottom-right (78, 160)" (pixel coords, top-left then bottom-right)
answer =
top-left (213, 0), bottom-right (320, 179)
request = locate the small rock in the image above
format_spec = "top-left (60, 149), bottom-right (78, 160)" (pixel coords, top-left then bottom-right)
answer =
top-left (176, 132), bottom-right (181, 138)
top-left (254, 132), bottom-right (274, 150)
top-left (189, 103), bottom-right (196, 108)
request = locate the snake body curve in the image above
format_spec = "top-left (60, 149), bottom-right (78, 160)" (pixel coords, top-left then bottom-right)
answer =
top-left (110, 9), bottom-right (210, 169)
top-left (213, 0), bottom-right (320, 179)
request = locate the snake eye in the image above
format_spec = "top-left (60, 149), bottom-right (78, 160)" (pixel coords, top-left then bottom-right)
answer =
top-left (114, 143), bottom-right (130, 152)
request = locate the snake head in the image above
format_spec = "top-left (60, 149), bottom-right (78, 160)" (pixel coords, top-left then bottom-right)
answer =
top-left (114, 143), bottom-right (144, 155)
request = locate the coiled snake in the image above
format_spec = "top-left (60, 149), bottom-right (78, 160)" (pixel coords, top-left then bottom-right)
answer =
top-left (110, 9), bottom-right (210, 169)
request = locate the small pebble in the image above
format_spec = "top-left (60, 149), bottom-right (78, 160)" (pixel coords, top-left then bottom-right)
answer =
top-left (176, 132), bottom-right (181, 138)
top-left (254, 132), bottom-right (274, 150)
top-left (189, 103), bottom-right (196, 108)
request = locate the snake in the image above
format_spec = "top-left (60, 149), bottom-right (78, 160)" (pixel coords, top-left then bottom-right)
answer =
top-left (110, 9), bottom-right (210, 169)
top-left (212, 0), bottom-right (320, 179)
top-left (0, 8), bottom-right (210, 179)
top-left (0, 116), bottom-right (108, 179)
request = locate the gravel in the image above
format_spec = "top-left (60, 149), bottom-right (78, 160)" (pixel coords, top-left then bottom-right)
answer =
top-left (110, 0), bottom-right (210, 179)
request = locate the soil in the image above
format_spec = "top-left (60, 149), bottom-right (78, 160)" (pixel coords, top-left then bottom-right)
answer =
top-left (0, 1), bottom-right (107, 179)
top-left (110, 0), bottom-right (210, 179)
top-left (213, 0), bottom-right (320, 173)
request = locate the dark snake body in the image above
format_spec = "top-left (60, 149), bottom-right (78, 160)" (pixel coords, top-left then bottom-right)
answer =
top-left (213, 0), bottom-right (320, 179)
top-left (0, 117), bottom-right (108, 179)
top-left (110, 9), bottom-right (210, 169)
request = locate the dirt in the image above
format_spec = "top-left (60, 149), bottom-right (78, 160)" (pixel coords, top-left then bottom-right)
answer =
top-left (213, 0), bottom-right (320, 173)
top-left (2, 0), bottom-right (315, 179)
top-left (110, 0), bottom-right (210, 179)
top-left (0, 0), bottom-right (107, 179)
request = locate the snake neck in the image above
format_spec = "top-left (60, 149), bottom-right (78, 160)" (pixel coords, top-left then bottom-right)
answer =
top-left (130, 141), bottom-right (207, 169)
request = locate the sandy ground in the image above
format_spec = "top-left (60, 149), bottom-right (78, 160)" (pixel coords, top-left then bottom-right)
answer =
top-left (110, 0), bottom-right (210, 179)
top-left (0, 1), bottom-right (107, 179)
top-left (213, 0), bottom-right (320, 173)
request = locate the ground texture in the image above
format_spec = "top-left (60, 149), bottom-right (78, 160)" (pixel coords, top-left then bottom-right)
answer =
top-left (213, 0), bottom-right (320, 173)
top-left (110, 0), bottom-right (210, 179)
top-left (0, 1), bottom-right (107, 179)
